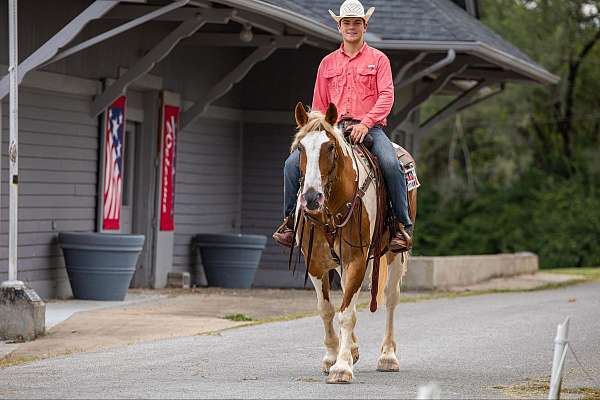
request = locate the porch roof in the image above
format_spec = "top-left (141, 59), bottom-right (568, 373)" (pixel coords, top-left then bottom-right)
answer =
top-left (212, 0), bottom-right (559, 85)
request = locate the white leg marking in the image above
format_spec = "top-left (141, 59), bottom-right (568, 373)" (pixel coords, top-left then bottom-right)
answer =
top-left (309, 275), bottom-right (339, 374)
top-left (377, 252), bottom-right (404, 372)
top-left (328, 291), bottom-right (361, 383)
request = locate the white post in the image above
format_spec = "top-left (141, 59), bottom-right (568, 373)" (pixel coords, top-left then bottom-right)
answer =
top-left (548, 317), bottom-right (570, 400)
top-left (1, 0), bottom-right (24, 289)
top-left (417, 382), bottom-right (441, 399)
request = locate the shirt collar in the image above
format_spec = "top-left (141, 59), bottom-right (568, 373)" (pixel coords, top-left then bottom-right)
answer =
top-left (339, 41), bottom-right (368, 58)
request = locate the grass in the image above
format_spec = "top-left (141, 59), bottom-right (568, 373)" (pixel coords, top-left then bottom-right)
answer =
top-left (0, 355), bottom-right (43, 369)
top-left (493, 377), bottom-right (600, 399)
top-left (546, 267), bottom-right (600, 280)
top-left (223, 313), bottom-right (254, 322)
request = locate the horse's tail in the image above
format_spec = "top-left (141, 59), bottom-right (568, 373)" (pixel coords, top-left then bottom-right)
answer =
top-left (374, 252), bottom-right (408, 307)
top-left (376, 255), bottom-right (387, 306)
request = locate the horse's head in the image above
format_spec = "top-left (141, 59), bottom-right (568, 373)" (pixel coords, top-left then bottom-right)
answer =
top-left (293, 102), bottom-right (341, 213)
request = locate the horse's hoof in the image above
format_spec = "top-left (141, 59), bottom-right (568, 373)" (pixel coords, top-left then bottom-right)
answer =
top-left (326, 369), bottom-right (353, 384)
top-left (321, 358), bottom-right (335, 375)
top-left (376, 355), bottom-right (400, 372)
top-left (351, 346), bottom-right (360, 365)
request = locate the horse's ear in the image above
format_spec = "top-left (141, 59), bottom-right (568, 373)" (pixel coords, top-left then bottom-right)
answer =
top-left (324, 103), bottom-right (338, 126)
top-left (295, 102), bottom-right (309, 128)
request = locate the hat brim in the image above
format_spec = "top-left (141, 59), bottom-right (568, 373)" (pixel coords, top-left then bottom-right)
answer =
top-left (328, 7), bottom-right (375, 23)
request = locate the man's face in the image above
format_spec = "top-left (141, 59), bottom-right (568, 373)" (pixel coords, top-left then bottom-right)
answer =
top-left (338, 17), bottom-right (367, 44)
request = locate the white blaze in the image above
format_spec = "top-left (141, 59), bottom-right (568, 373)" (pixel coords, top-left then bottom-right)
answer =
top-left (300, 131), bottom-right (329, 194)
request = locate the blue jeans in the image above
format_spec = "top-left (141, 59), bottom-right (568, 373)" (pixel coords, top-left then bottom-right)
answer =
top-left (283, 126), bottom-right (412, 230)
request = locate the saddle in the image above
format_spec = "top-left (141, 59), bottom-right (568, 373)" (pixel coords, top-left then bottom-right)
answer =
top-left (346, 132), bottom-right (420, 225)
top-left (345, 132), bottom-right (420, 312)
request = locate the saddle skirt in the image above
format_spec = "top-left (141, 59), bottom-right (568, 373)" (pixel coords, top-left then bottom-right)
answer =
top-left (353, 141), bottom-right (420, 222)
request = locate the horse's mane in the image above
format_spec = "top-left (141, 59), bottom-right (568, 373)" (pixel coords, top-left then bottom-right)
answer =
top-left (290, 111), bottom-right (350, 157)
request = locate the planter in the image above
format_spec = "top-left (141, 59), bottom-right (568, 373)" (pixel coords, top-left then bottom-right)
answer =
top-left (194, 233), bottom-right (267, 288)
top-left (58, 232), bottom-right (145, 301)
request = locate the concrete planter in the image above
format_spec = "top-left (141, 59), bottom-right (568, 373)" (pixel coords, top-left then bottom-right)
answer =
top-left (194, 233), bottom-right (267, 288)
top-left (58, 232), bottom-right (145, 300)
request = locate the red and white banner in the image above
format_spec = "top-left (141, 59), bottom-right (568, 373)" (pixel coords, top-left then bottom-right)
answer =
top-left (102, 96), bottom-right (126, 230)
top-left (159, 104), bottom-right (180, 231)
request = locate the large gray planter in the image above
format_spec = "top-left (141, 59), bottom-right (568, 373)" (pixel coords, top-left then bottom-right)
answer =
top-left (58, 232), bottom-right (145, 301)
top-left (194, 233), bottom-right (267, 288)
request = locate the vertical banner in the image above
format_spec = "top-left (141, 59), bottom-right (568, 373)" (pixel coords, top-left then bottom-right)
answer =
top-left (159, 102), bottom-right (180, 231)
top-left (102, 96), bottom-right (126, 230)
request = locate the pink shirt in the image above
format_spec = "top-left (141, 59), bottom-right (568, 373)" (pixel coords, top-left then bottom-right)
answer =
top-left (312, 42), bottom-right (394, 128)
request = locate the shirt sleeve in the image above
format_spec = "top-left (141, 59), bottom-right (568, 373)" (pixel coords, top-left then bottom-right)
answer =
top-left (360, 55), bottom-right (394, 128)
top-left (311, 59), bottom-right (329, 114)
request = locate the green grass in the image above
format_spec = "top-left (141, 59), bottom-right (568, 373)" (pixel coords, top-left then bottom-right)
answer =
top-left (546, 267), bottom-right (600, 280)
top-left (223, 313), bottom-right (254, 322)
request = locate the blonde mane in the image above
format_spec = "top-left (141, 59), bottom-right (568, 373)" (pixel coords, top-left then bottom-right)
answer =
top-left (290, 111), bottom-right (350, 157)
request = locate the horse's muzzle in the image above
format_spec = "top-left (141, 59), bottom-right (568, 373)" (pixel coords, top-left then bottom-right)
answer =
top-left (301, 188), bottom-right (324, 211)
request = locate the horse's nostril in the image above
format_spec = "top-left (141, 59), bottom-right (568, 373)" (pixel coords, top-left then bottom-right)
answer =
top-left (303, 188), bottom-right (323, 211)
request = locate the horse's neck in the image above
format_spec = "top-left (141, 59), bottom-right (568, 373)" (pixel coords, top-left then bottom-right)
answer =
top-left (327, 142), bottom-right (358, 211)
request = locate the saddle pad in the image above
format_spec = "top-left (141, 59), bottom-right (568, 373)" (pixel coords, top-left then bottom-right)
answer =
top-left (353, 142), bottom-right (421, 191)
top-left (391, 143), bottom-right (420, 192)
top-left (404, 162), bottom-right (421, 191)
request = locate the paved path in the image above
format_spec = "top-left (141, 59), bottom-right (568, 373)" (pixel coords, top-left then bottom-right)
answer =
top-left (1, 283), bottom-right (599, 399)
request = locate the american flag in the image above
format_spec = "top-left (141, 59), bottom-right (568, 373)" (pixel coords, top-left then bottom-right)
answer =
top-left (103, 96), bottom-right (126, 230)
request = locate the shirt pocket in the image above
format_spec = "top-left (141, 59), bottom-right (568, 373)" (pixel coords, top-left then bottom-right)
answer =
top-left (357, 67), bottom-right (377, 99)
top-left (323, 67), bottom-right (344, 93)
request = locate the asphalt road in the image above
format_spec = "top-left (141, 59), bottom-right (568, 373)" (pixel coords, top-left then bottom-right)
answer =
top-left (1, 282), bottom-right (599, 399)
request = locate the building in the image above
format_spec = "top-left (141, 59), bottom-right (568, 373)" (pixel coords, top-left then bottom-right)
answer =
top-left (0, 0), bottom-right (558, 297)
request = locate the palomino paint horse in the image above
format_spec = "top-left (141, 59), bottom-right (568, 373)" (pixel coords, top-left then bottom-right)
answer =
top-left (291, 102), bottom-right (416, 384)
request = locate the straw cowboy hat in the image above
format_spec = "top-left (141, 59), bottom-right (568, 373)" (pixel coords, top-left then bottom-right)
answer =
top-left (328, 0), bottom-right (375, 23)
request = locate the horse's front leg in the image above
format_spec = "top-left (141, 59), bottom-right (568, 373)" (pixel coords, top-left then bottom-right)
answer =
top-left (327, 261), bottom-right (365, 384)
top-left (309, 272), bottom-right (339, 374)
top-left (336, 266), bottom-right (360, 366)
top-left (377, 251), bottom-right (404, 372)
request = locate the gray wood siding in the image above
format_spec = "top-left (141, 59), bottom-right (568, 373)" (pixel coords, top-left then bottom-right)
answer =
top-left (241, 123), bottom-right (308, 288)
top-left (0, 88), bottom-right (97, 298)
top-left (173, 118), bottom-right (242, 276)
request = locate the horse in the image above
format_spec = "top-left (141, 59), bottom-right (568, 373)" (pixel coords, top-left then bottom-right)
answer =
top-left (290, 102), bottom-right (417, 384)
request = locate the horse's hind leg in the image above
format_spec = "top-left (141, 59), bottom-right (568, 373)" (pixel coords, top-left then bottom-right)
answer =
top-left (309, 273), bottom-right (339, 374)
top-left (377, 252), bottom-right (405, 372)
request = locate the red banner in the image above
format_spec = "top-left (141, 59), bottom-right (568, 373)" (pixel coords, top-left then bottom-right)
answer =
top-left (159, 104), bottom-right (180, 231)
top-left (102, 96), bottom-right (126, 231)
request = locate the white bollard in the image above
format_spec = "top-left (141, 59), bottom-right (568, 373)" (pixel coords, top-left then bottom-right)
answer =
top-left (417, 382), bottom-right (441, 399)
top-left (548, 317), bottom-right (570, 400)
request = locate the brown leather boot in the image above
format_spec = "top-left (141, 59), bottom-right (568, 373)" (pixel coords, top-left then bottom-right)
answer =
top-left (389, 223), bottom-right (412, 253)
top-left (272, 216), bottom-right (295, 247)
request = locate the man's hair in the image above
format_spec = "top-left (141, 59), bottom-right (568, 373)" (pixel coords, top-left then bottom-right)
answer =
top-left (339, 17), bottom-right (366, 27)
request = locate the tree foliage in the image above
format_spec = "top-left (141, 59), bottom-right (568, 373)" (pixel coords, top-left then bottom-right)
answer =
top-left (414, 0), bottom-right (600, 268)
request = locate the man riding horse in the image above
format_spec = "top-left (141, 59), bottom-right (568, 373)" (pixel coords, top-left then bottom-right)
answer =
top-left (273, 0), bottom-right (413, 252)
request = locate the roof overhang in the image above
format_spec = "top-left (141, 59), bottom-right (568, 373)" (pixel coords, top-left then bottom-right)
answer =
top-left (211, 0), bottom-right (559, 85)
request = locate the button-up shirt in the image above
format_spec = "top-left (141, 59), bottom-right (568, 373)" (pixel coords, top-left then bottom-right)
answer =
top-left (311, 42), bottom-right (394, 128)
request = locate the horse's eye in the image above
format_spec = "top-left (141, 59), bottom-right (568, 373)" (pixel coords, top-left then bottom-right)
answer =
top-left (328, 144), bottom-right (335, 152)
top-left (298, 145), bottom-right (304, 152)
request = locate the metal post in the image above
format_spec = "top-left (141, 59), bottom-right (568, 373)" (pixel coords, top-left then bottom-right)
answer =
top-left (548, 317), bottom-right (570, 400)
top-left (2, 0), bottom-right (24, 289)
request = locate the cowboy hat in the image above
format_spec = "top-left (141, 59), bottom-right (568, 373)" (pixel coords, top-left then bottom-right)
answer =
top-left (328, 0), bottom-right (375, 23)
